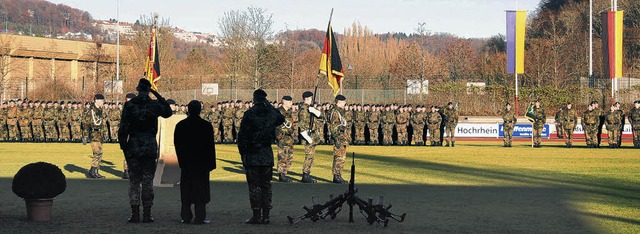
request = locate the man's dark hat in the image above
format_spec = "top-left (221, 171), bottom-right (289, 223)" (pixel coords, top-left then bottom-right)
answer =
top-left (167, 99), bottom-right (176, 105)
top-left (95, 94), bottom-right (105, 100)
top-left (253, 89), bottom-right (268, 101)
top-left (125, 93), bottom-right (136, 99)
top-left (335, 95), bottom-right (346, 101)
top-left (282, 96), bottom-right (293, 101)
top-left (187, 100), bottom-right (202, 116)
top-left (302, 91), bottom-right (313, 99)
top-left (136, 78), bottom-right (152, 92)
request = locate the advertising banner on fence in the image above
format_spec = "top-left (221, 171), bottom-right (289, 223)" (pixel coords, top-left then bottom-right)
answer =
top-left (499, 124), bottom-right (550, 138)
top-left (548, 124), bottom-right (633, 139)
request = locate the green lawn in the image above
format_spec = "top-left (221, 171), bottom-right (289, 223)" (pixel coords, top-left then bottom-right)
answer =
top-left (0, 142), bottom-right (639, 233)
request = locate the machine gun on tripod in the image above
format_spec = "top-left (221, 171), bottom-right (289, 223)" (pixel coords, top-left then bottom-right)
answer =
top-left (287, 152), bottom-right (406, 227)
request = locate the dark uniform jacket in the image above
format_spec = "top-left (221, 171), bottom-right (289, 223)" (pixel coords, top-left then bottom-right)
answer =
top-left (237, 102), bottom-right (285, 166)
top-left (118, 94), bottom-right (172, 158)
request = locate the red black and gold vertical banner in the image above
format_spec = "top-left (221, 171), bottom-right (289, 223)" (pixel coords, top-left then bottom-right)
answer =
top-left (319, 21), bottom-right (344, 97)
top-left (144, 25), bottom-right (161, 91)
top-left (601, 11), bottom-right (624, 79)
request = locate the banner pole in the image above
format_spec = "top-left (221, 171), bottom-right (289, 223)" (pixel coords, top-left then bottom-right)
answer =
top-left (515, 73), bottom-right (519, 116)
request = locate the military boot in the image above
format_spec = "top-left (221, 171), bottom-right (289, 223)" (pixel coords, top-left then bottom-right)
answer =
top-left (128, 205), bottom-right (140, 223)
top-left (88, 167), bottom-right (99, 178)
top-left (142, 206), bottom-right (155, 223)
top-left (94, 168), bottom-right (106, 179)
top-left (451, 141), bottom-right (455, 147)
top-left (245, 209), bottom-right (262, 224)
top-left (261, 208), bottom-right (270, 224)
top-left (301, 173), bottom-right (317, 183)
top-left (278, 173), bottom-right (292, 183)
top-left (333, 174), bottom-right (348, 184)
top-left (445, 141), bottom-right (450, 147)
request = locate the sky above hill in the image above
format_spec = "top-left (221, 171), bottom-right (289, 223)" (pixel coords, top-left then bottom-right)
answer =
top-left (47, 0), bottom-right (539, 38)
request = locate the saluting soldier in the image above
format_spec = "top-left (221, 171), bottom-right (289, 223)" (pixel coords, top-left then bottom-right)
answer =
top-left (502, 103), bottom-right (517, 147)
top-left (411, 105), bottom-right (427, 146)
top-left (605, 104), bottom-right (622, 148)
top-left (442, 102), bottom-right (459, 147)
top-left (628, 100), bottom-right (640, 148)
top-left (562, 102), bottom-right (577, 148)
top-left (276, 96), bottom-right (295, 183)
top-left (427, 106), bottom-right (442, 146)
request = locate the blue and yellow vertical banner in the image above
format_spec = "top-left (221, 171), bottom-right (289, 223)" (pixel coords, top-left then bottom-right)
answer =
top-left (602, 11), bottom-right (624, 79)
top-left (506, 10), bottom-right (527, 75)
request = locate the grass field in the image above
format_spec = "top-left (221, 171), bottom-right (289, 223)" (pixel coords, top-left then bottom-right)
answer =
top-left (1, 141), bottom-right (639, 233)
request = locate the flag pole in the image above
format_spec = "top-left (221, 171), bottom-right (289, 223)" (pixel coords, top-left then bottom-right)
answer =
top-left (311, 8), bottom-right (334, 130)
top-left (515, 0), bottom-right (519, 116)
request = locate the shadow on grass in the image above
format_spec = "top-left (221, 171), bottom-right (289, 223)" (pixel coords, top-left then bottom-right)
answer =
top-left (0, 179), bottom-right (603, 233)
top-left (64, 164), bottom-right (124, 178)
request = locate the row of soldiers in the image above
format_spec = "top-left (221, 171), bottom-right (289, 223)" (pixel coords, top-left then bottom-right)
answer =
top-left (0, 98), bottom-right (124, 143)
top-left (200, 99), bottom-right (459, 147)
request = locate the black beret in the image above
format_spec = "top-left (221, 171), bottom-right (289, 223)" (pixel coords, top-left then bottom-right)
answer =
top-left (335, 95), bottom-right (346, 101)
top-left (125, 93), bottom-right (136, 99)
top-left (95, 94), bottom-right (105, 100)
top-left (9, 99), bottom-right (15, 103)
top-left (447, 102), bottom-right (453, 106)
top-left (302, 91), bottom-right (313, 98)
top-left (635, 100), bottom-right (640, 104)
top-left (60, 101), bottom-right (65, 104)
top-left (253, 89), bottom-right (267, 99)
top-left (614, 102), bottom-right (621, 106)
top-left (53, 101), bottom-right (58, 104)
top-left (590, 101), bottom-right (598, 105)
top-left (167, 99), bottom-right (176, 105)
top-left (282, 96), bottom-right (293, 101)
top-left (46, 101), bottom-right (52, 104)
top-left (534, 100), bottom-right (540, 103)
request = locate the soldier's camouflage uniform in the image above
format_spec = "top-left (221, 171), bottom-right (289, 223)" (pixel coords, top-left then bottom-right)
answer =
top-left (276, 106), bottom-right (295, 176)
top-left (206, 109), bottom-right (222, 143)
top-left (32, 106), bottom-right (45, 141)
top-left (109, 107), bottom-right (121, 143)
top-left (0, 106), bottom-right (7, 141)
top-left (70, 107), bottom-right (83, 142)
top-left (58, 107), bottom-right (71, 142)
top-left (367, 109), bottom-right (381, 145)
top-left (427, 111), bottom-right (442, 146)
top-left (442, 107), bottom-right (458, 146)
top-left (354, 109), bottom-right (367, 144)
top-left (299, 103), bottom-right (320, 174)
top-left (344, 108), bottom-right (353, 144)
top-left (582, 109), bottom-right (599, 147)
top-left (291, 108), bottom-right (300, 144)
top-left (555, 109), bottom-right (565, 138)
top-left (43, 106), bottom-right (58, 141)
top-left (313, 109), bottom-right (326, 145)
top-left (562, 107), bottom-right (578, 146)
top-left (382, 110), bottom-right (395, 145)
top-left (234, 106), bottom-right (246, 142)
top-left (328, 105), bottom-right (349, 176)
top-left (6, 105), bottom-right (19, 141)
top-left (18, 106), bottom-right (33, 141)
top-left (411, 111), bottom-right (426, 146)
top-left (628, 107), bottom-right (640, 148)
top-left (605, 110), bottom-right (622, 147)
top-left (396, 111), bottom-right (410, 145)
top-left (502, 108), bottom-right (517, 146)
top-left (222, 107), bottom-right (234, 143)
top-left (84, 104), bottom-right (106, 169)
top-left (532, 106), bottom-right (546, 147)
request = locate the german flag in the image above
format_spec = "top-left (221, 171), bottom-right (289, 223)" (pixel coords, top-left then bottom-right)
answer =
top-left (602, 11), bottom-right (624, 79)
top-left (144, 25), bottom-right (161, 91)
top-left (319, 21), bottom-right (343, 96)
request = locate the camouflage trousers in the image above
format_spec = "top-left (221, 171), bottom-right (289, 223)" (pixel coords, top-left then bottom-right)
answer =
top-left (18, 120), bottom-right (32, 140)
top-left (368, 124), bottom-right (379, 144)
top-left (607, 129), bottom-right (620, 146)
top-left (532, 126), bottom-right (543, 145)
top-left (222, 122), bottom-right (233, 142)
top-left (503, 125), bottom-right (514, 146)
top-left (302, 134), bottom-right (318, 173)
top-left (70, 122), bottom-right (82, 141)
top-left (354, 123), bottom-right (366, 143)
top-left (444, 124), bottom-right (456, 144)
top-left (383, 124), bottom-right (394, 145)
top-left (347, 124), bottom-right (353, 143)
top-left (126, 157), bottom-right (157, 207)
top-left (583, 124), bottom-right (598, 146)
top-left (7, 122), bottom-right (19, 140)
top-left (428, 125), bottom-right (441, 144)
top-left (633, 129), bottom-right (640, 147)
top-left (109, 121), bottom-right (119, 142)
top-left (413, 124), bottom-right (425, 145)
top-left (212, 123), bottom-right (221, 143)
top-left (396, 124), bottom-right (408, 144)
top-left (564, 125), bottom-right (575, 145)
top-left (59, 123), bottom-right (71, 141)
top-left (277, 145), bottom-right (294, 174)
top-left (0, 123), bottom-right (6, 140)
top-left (314, 126), bottom-right (325, 144)
top-left (32, 122), bottom-right (44, 140)
top-left (90, 141), bottom-right (103, 168)
top-left (556, 123), bottom-right (564, 138)
top-left (245, 165), bottom-right (272, 210)
top-left (332, 142), bottom-right (347, 175)
top-left (44, 121), bottom-right (57, 140)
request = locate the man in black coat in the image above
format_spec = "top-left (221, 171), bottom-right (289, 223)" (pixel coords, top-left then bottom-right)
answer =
top-left (174, 100), bottom-right (216, 224)
top-left (118, 78), bottom-right (172, 223)
top-left (237, 89), bottom-right (285, 225)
